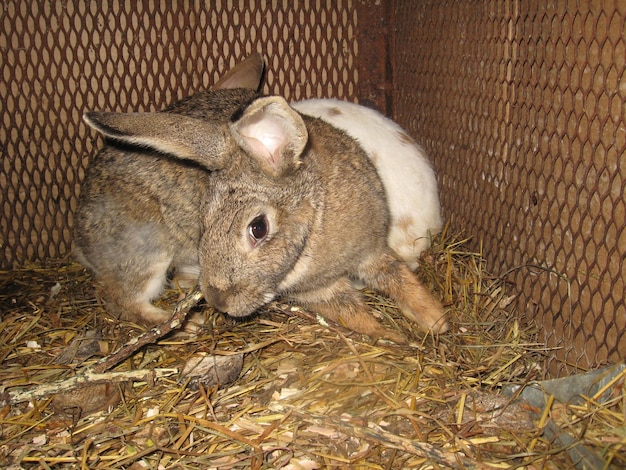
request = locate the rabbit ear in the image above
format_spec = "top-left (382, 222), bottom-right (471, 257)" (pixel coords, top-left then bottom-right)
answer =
top-left (212, 53), bottom-right (264, 91)
top-left (83, 112), bottom-right (231, 170)
top-left (231, 96), bottom-right (308, 177)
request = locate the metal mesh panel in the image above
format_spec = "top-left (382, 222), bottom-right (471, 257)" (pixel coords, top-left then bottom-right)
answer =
top-left (2, 0), bottom-right (624, 376)
top-left (0, 0), bottom-right (361, 269)
top-left (393, 0), bottom-right (626, 375)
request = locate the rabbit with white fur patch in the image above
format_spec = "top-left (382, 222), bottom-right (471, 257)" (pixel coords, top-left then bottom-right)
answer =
top-left (291, 99), bottom-right (443, 270)
top-left (75, 55), bottom-right (447, 341)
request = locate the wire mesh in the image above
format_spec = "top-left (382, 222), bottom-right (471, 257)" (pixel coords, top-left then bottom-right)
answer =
top-left (1, 0), bottom-right (624, 376)
top-left (393, 0), bottom-right (626, 375)
top-left (0, 0), bottom-right (359, 267)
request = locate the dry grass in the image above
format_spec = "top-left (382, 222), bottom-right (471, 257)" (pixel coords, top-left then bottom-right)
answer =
top-left (0, 230), bottom-right (623, 469)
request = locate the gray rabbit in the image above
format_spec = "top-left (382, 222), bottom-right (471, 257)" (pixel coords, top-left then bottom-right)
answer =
top-left (75, 55), bottom-right (447, 342)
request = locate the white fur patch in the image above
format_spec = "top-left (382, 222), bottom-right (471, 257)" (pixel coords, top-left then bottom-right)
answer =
top-left (278, 251), bottom-right (313, 292)
top-left (263, 292), bottom-right (277, 304)
top-left (139, 259), bottom-right (172, 303)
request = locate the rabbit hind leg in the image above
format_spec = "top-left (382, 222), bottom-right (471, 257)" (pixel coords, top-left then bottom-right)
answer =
top-left (291, 278), bottom-right (407, 343)
top-left (99, 257), bottom-right (173, 326)
top-left (358, 251), bottom-right (448, 334)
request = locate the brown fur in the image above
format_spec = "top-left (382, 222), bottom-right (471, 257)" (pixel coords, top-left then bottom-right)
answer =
top-left (75, 54), bottom-right (447, 340)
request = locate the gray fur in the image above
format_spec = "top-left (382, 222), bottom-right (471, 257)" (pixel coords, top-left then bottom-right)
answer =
top-left (75, 55), bottom-right (447, 341)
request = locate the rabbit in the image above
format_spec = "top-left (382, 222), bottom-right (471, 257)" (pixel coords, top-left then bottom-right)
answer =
top-left (73, 55), bottom-right (264, 325)
top-left (290, 99), bottom-right (443, 270)
top-left (78, 92), bottom-right (448, 342)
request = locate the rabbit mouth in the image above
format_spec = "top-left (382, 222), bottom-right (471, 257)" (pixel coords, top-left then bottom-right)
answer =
top-left (203, 285), bottom-right (276, 318)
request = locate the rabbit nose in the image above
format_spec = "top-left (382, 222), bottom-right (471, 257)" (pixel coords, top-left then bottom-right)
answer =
top-left (202, 286), bottom-right (231, 313)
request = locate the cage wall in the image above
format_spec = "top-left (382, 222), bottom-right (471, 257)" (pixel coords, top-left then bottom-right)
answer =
top-left (2, 1), bottom-right (624, 377)
top-left (393, 0), bottom-right (626, 375)
top-left (0, 0), bottom-right (391, 269)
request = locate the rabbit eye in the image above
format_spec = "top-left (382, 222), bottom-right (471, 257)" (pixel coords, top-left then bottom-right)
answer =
top-left (248, 215), bottom-right (268, 244)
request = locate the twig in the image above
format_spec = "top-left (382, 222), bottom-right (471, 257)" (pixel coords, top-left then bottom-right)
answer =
top-left (0, 289), bottom-right (204, 406)
top-left (2, 368), bottom-right (179, 405)
top-left (92, 289), bottom-right (204, 374)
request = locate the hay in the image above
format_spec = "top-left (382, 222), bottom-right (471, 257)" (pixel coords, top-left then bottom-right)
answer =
top-left (0, 231), bottom-right (623, 469)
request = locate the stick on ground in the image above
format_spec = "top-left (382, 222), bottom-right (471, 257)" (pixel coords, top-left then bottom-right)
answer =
top-left (0, 289), bottom-right (204, 406)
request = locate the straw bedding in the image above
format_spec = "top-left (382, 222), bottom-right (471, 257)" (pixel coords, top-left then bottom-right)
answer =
top-left (0, 230), bottom-right (623, 469)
